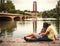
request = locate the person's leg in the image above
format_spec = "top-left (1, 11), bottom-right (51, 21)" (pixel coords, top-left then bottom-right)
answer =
top-left (24, 35), bottom-right (53, 42)
top-left (25, 33), bottom-right (37, 38)
top-left (24, 33), bottom-right (37, 41)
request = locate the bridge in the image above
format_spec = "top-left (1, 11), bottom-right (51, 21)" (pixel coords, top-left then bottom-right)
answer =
top-left (0, 1), bottom-right (38, 21)
top-left (0, 12), bottom-right (33, 21)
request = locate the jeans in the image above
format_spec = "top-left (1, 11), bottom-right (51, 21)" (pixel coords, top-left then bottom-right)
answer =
top-left (24, 36), bottom-right (53, 42)
top-left (37, 36), bottom-right (53, 41)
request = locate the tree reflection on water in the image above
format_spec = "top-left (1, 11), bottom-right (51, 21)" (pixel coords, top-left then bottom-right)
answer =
top-left (0, 21), bottom-right (16, 37)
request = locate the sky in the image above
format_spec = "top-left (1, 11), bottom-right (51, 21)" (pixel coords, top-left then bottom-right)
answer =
top-left (12, 0), bottom-right (59, 12)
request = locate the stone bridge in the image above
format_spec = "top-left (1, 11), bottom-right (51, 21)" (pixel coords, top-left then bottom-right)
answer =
top-left (0, 12), bottom-right (32, 21)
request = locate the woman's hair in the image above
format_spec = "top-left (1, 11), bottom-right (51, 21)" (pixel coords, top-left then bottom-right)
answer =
top-left (41, 22), bottom-right (51, 32)
top-left (43, 22), bottom-right (51, 28)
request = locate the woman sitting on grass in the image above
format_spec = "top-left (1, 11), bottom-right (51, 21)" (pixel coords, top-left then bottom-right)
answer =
top-left (24, 22), bottom-right (57, 42)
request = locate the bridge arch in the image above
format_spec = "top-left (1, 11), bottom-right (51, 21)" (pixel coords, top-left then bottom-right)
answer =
top-left (25, 16), bottom-right (28, 19)
top-left (22, 16), bottom-right (25, 20)
top-left (14, 16), bottom-right (20, 21)
top-left (0, 17), bottom-right (12, 21)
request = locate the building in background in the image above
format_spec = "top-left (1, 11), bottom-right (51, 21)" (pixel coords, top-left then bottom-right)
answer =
top-left (33, 1), bottom-right (37, 12)
top-left (24, 1), bottom-right (38, 18)
top-left (32, 1), bottom-right (38, 18)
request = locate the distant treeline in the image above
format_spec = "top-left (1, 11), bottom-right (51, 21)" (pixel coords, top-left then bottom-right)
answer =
top-left (40, 0), bottom-right (60, 18)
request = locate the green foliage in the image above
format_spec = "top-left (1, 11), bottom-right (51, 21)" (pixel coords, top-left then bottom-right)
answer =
top-left (0, 3), bottom-right (6, 12)
top-left (8, 9), bottom-right (16, 13)
top-left (16, 10), bottom-right (20, 14)
top-left (16, 10), bottom-right (31, 15)
top-left (0, 1), bottom-right (15, 13)
top-left (19, 11), bottom-right (25, 14)
top-left (5, 1), bottom-right (15, 12)
top-left (37, 12), bottom-right (42, 17)
top-left (24, 10), bottom-right (28, 12)
top-left (24, 10), bottom-right (30, 12)
top-left (42, 0), bottom-right (60, 18)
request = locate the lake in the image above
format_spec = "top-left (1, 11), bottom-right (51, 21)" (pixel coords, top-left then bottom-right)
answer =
top-left (0, 18), bottom-right (60, 38)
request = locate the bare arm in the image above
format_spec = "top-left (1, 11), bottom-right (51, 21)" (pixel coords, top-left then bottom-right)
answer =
top-left (40, 32), bottom-right (47, 35)
top-left (54, 35), bottom-right (59, 40)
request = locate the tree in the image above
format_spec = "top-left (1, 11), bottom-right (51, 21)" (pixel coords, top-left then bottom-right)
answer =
top-left (8, 9), bottom-right (16, 13)
top-left (0, 0), bottom-right (16, 13)
top-left (0, 3), bottom-right (6, 12)
top-left (42, 11), bottom-right (49, 18)
top-left (37, 12), bottom-right (42, 17)
top-left (56, 0), bottom-right (60, 18)
top-left (42, 0), bottom-right (60, 18)
top-left (5, 1), bottom-right (15, 13)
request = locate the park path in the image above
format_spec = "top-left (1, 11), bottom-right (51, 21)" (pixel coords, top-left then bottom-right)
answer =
top-left (0, 37), bottom-right (60, 46)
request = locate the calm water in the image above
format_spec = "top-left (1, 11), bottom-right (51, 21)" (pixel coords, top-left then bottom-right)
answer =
top-left (0, 18), bottom-right (60, 38)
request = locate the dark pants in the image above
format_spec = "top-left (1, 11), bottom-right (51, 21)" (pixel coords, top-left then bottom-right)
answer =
top-left (37, 36), bottom-right (53, 41)
top-left (24, 36), bottom-right (53, 42)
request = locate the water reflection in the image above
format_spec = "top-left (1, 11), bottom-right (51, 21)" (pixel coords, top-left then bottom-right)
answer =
top-left (33, 20), bottom-right (37, 33)
top-left (0, 18), bottom-right (60, 38)
top-left (0, 21), bottom-right (16, 37)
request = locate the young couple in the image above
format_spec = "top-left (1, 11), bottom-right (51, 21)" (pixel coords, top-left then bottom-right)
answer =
top-left (24, 22), bottom-right (57, 42)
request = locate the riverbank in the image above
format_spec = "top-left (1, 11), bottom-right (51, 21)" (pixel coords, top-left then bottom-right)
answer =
top-left (0, 37), bottom-right (60, 46)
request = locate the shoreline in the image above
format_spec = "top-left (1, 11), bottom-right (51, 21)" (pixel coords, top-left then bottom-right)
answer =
top-left (0, 37), bottom-right (60, 46)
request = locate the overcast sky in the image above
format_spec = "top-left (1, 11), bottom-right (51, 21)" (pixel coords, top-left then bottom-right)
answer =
top-left (12, 0), bottom-right (59, 11)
